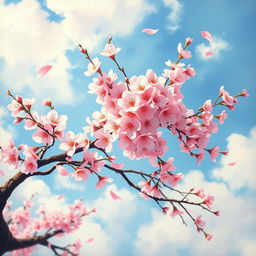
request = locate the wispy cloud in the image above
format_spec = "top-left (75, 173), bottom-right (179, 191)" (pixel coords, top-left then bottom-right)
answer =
top-left (162, 0), bottom-right (183, 31)
top-left (195, 35), bottom-right (229, 60)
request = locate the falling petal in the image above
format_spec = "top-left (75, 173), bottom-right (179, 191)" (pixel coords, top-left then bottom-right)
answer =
top-left (56, 194), bottom-right (64, 200)
top-left (142, 28), bottom-right (159, 35)
top-left (201, 31), bottom-right (213, 42)
top-left (38, 65), bottom-right (52, 76)
top-left (87, 238), bottom-right (94, 243)
top-left (56, 165), bottom-right (70, 176)
top-left (204, 51), bottom-right (214, 56)
top-left (111, 163), bottom-right (124, 169)
top-left (228, 161), bottom-right (237, 166)
top-left (0, 169), bottom-right (5, 176)
top-left (110, 190), bottom-right (121, 200)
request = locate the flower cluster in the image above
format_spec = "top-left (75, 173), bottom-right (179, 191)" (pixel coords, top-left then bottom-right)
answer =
top-left (3, 198), bottom-right (93, 256)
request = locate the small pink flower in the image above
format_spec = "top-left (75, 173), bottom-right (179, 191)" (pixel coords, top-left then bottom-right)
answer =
top-left (185, 37), bottom-right (193, 46)
top-left (195, 188), bottom-right (205, 198)
top-left (150, 184), bottom-right (162, 198)
top-left (32, 124), bottom-right (53, 145)
top-left (138, 180), bottom-right (152, 195)
top-left (195, 215), bottom-right (206, 227)
top-left (96, 176), bottom-right (113, 189)
top-left (215, 110), bottom-right (227, 124)
top-left (208, 146), bottom-right (220, 162)
top-left (84, 57), bottom-right (101, 76)
top-left (162, 207), bottom-right (169, 215)
top-left (101, 43), bottom-right (121, 58)
top-left (73, 168), bottom-right (90, 181)
top-left (170, 206), bottom-right (184, 217)
top-left (204, 51), bottom-right (214, 57)
top-left (20, 157), bottom-right (38, 174)
top-left (240, 89), bottom-right (249, 97)
top-left (177, 43), bottom-right (192, 59)
top-left (203, 195), bottom-right (215, 209)
top-left (204, 233), bottom-right (213, 241)
top-left (43, 98), bottom-right (52, 108)
top-left (202, 99), bottom-right (212, 112)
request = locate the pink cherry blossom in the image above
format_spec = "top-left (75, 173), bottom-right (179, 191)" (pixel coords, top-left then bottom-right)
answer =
top-left (84, 57), bottom-right (101, 76)
top-left (7, 99), bottom-right (24, 117)
top-left (2, 147), bottom-right (19, 168)
top-left (208, 146), bottom-right (220, 162)
top-left (117, 91), bottom-right (140, 112)
top-left (94, 129), bottom-right (112, 152)
top-left (142, 28), bottom-right (159, 35)
top-left (162, 207), bottom-right (169, 215)
top-left (110, 190), bottom-right (121, 200)
top-left (38, 65), bottom-right (52, 76)
top-left (59, 131), bottom-right (82, 156)
top-left (204, 233), bottom-right (213, 241)
top-left (177, 43), bottom-right (192, 59)
top-left (195, 215), bottom-right (206, 227)
top-left (96, 176), bottom-right (113, 189)
top-left (43, 98), bottom-right (52, 108)
top-left (32, 124), bottom-right (53, 145)
top-left (101, 43), bottom-right (121, 58)
top-left (203, 195), bottom-right (215, 209)
top-left (150, 184), bottom-right (162, 198)
top-left (185, 37), bottom-right (193, 46)
top-left (20, 157), bottom-right (38, 174)
top-left (215, 110), bottom-right (228, 124)
top-left (195, 188), bottom-right (205, 198)
top-left (73, 168), bottom-right (90, 181)
top-left (170, 207), bottom-right (184, 217)
top-left (201, 31), bottom-right (213, 42)
top-left (138, 180), bottom-right (152, 195)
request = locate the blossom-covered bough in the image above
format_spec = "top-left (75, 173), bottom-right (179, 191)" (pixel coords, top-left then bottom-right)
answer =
top-left (0, 34), bottom-right (248, 255)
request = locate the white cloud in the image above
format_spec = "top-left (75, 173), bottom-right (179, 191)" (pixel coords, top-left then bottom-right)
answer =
top-left (134, 170), bottom-right (256, 256)
top-left (196, 35), bottom-right (229, 60)
top-left (212, 127), bottom-right (256, 191)
top-left (0, 0), bottom-right (155, 105)
top-left (162, 0), bottom-right (183, 31)
top-left (54, 173), bottom-right (86, 192)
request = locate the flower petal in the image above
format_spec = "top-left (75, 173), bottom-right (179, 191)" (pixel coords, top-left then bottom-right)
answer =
top-left (38, 65), bottom-right (52, 76)
top-left (201, 31), bottom-right (213, 42)
top-left (110, 190), bottom-right (121, 200)
top-left (142, 28), bottom-right (159, 35)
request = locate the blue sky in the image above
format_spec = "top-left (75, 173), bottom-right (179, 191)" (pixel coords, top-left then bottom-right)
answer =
top-left (0, 0), bottom-right (256, 255)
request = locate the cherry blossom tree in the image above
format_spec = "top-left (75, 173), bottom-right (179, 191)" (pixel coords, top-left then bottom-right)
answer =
top-left (0, 32), bottom-right (248, 255)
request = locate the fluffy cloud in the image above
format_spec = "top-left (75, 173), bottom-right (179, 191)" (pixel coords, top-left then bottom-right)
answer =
top-left (212, 127), bottom-right (256, 191)
top-left (134, 128), bottom-right (256, 256)
top-left (195, 35), bottom-right (229, 60)
top-left (162, 0), bottom-right (183, 31)
top-left (0, 0), bottom-right (155, 104)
